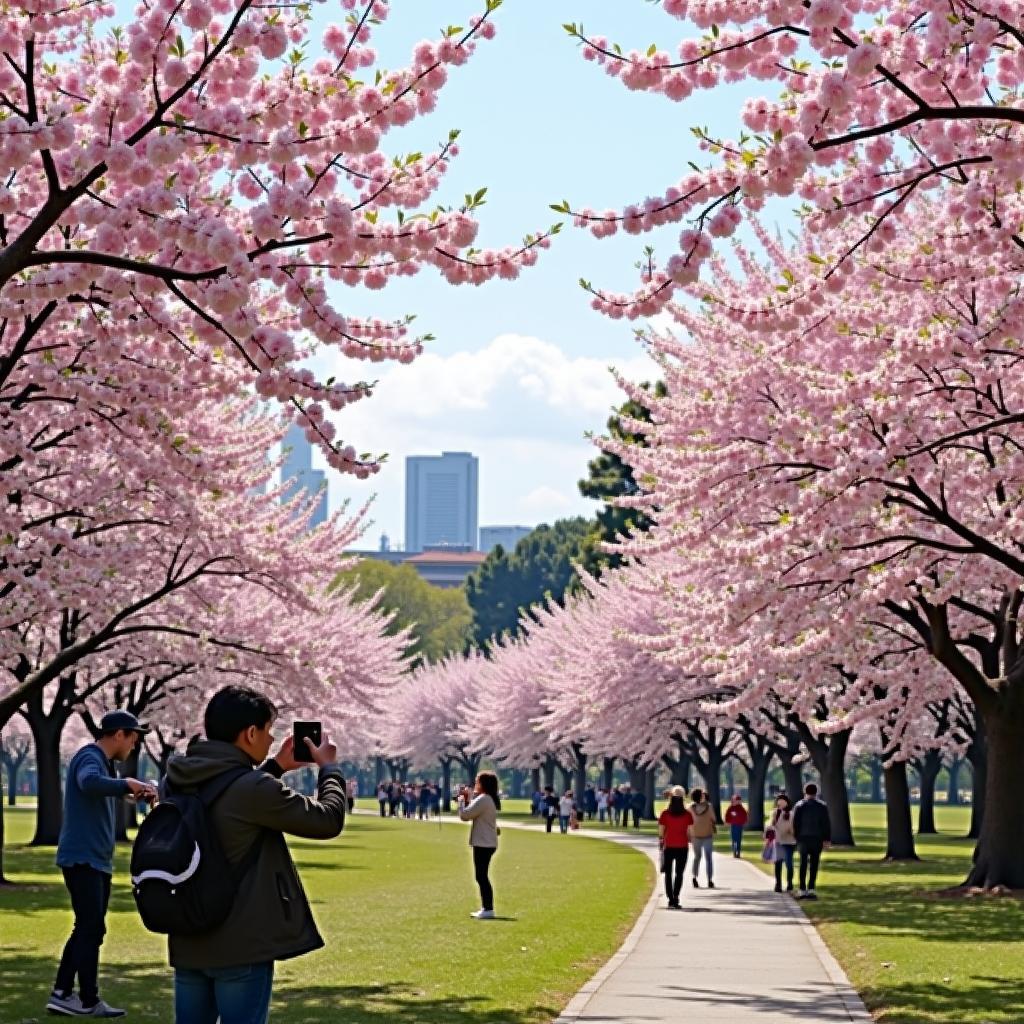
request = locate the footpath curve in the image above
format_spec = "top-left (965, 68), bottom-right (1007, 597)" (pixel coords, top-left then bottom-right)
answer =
top-left (503, 820), bottom-right (871, 1024)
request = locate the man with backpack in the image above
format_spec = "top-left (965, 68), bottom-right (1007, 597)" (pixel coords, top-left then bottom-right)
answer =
top-left (793, 782), bottom-right (832, 900)
top-left (156, 685), bottom-right (346, 1024)
top-left (48, 710), bottom-right (156, 1018)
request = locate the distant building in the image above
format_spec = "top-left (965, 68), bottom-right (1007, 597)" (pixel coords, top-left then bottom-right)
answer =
top-left (480, 525), bottom-right (532, 554)
top-left (405, 452), bottom-right (479, 553)
top-left (281, 422), bottom-right (327, 529)
top-left (405, 547), bottom-right (487, 589)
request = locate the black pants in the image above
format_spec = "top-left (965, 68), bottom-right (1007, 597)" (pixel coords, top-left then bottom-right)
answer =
top-left (663, 848), bottom-right (688, 903)
top-left (799, 839), bottom-right (824, 891)
top-left (545, 812), bottom-right (555, 833)
top-left (55, 864), bottom-right (111, 1006)
top-left (473, 846), bottom-right (496, 911)
top-left (632, 808), bottom-right (641, 828)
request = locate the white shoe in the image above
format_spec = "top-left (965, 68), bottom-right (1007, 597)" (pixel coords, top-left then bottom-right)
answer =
top-left (471, 909), bottom-right (495, 919)
top-left (82, 1000), bottom-right (127, 1018)
top-left (46, 991), bottom-right (85, 1016)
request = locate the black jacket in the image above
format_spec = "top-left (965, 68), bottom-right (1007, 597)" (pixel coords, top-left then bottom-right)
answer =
top-left (793, 796), bottom-right (831, 843)
top-left (163, 739), bottom-right (345, 969)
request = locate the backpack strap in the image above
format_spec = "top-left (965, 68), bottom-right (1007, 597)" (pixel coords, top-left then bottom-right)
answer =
top-left (196, 765), bottom-right (267, 885)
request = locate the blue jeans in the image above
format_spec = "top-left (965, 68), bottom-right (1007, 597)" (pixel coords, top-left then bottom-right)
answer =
top-left (730, 824), bottom-right (744, 856)
top-left (691, 835), bottom-right (714, 882)
top-left (775, 843), bottom-right (796, 889)
top-left (174, 962), bottom-right (274, 1024)
top-left (559, 815), bottom-right (570, 834)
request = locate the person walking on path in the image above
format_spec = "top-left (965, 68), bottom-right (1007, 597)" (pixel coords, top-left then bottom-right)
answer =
top-left (165, 685), bottom-right (346, 1024)
top-left (658, 785), bottom-right (694, 910)
top-left (725, 794), bottom-right (749, 857)
top-left (768, 794), bottom-right (798, 893)
top-left (630, 787), bottom-right (645, 829)
top-left (558, 790), bottom-right (574, 834)
top-left (688, 788), bottom-right (717, 889)
top-left (458, 772), bottom-right (501, 920)
top-left (49, 710), bottom-right (157, 1019)
top-left (543, 786), bottom-right (558, 833)
top-left (793, 783), bottom-right (831, 900)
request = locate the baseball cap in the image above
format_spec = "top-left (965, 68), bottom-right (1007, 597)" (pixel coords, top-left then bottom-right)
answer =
top-left (99, 710), bottom-right (151, 735)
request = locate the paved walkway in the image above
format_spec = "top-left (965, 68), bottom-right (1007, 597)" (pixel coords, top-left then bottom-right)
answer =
top-left (551, 827), bottom-right (871, 1023)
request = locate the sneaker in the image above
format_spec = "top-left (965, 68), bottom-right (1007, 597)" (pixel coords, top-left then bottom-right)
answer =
top-left (81, 1000), bottom-right (126, 1018)
top-left (692, 878), bottom-right (699, 889)
top-left (774, 883), bottom-right (783, 893)
top-left (786, 885), bottom-right (795, 893)
top-left (668, 900), bottom-right (681, 910)
top-left (46, 991), bottom-right (85, 1016)
top-left (796, 890), bottom-right (809, 899)
top-left (805, 890), bottom-right (819, 901)
top-left (707, 881), bottom-right (715, 889)
top-left (471, 909), bottom-right (495, 920)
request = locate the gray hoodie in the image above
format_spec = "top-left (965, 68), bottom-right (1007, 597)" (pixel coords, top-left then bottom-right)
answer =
top-left (163, 739), bottom-right (345, 969)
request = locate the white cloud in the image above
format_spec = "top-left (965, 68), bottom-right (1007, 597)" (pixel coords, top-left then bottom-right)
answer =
top-left (317, 333), bottom-right (656, 546)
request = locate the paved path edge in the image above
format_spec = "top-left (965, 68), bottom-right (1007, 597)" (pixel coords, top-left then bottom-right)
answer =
top-left (552, 836), bottom-right (661, 1023)
top-left (735, 857), bottom-right (874, 1023)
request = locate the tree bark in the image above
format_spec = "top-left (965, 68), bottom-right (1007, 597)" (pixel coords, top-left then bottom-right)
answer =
top-left (946, 756), bottom-right (962, 806)
top-left (915, 749), bottom-right (941, 835)
top-left (870, 756), bottom-right (883, 803)
top-left (746, 750), bottom-right (772, 833)
top-left (28, 714), bottom-right (65, 846)
top-left (374, 756), bottom-right (385, 787)
top-left (4, 760), bottom-right (19, 806)
top-left (0, 770), bottom-right (9, 885)
top-left (441, 759), bottom-right (453, 812)
top-left (510, 768), bottom-right (525, 799)
top-left (963, 705), bottom-right (1024, 889)
top-left (724, 758), bottom-right (735, 800)
top-left (796, 724), bottom-right (855, 846)
top-left (115, 746), bottom-right (141, 841)
top-left (781, 758), bottom-right (804, 802)
top-left (883, 760), bottom-right (919, 860)
top-left (557, 764), bottom-right (573, 793)
top-left (571, 745), bottom-right (587, 808)
top-left (530, 766), bottom-right (541, 795)
top-left (601, 757), bottom-right (615, 791)
top-left (542, 755), bottom-right (556, 790)
top-left (966, 723), bottom-right (986, 841)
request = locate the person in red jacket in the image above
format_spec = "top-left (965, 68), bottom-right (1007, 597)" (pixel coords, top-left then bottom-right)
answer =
top-left (725, 794), bottom-right (749, 858)
top-left (658, 786), bottom-right (694, 910)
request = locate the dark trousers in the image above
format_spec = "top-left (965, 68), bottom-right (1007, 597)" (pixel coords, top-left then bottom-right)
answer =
top-left (55, 864), bottom-right (112, 1006)
top-left (473, 846), bottom-right (496, 911)
top-left (545, 812), bottom-right (555, 833)
top-left (632, 807), bottom-right (641, 828)
top-left (378, 800), bottom-right (387, 817)
top-left (799, 839), bottom-right (824, 891)
top-left (663, 847), bottom-right (689, 903)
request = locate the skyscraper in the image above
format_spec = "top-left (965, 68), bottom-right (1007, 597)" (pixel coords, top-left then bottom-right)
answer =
top-left (281, 422), bottom-right (327, 529)
top-left (405, 451), bottom-right (479, 553)
top-left (479, 525), bottom-right (532, 554)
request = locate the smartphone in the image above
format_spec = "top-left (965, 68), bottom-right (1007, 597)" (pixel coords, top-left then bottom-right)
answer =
top-left (292, 721), bottom-right (322, 763)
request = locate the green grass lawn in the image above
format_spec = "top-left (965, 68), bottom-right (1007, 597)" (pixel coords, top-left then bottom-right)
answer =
top-left (0, 807), bottom-right (652, 1024)
top-left (745, 803), bottom-right (1024, 1024)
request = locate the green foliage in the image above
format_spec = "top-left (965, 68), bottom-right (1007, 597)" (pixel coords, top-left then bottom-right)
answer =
top-left (465, 517), bottom-right (596, 646)
top-left (335, 560), bottom-right (471, 667)
top-left (578, 380), bottom-right (666, 570)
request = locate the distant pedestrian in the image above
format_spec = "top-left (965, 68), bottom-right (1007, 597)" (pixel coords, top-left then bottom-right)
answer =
top-left (597, 788), bottom-right (609, 823)
top-left (376, 783), bottom-right (388, 817)
top-left (688, 788), bottom-right (717, 889)
top-left (630, 787), bottom-right (645, 829)
top-left (794, 783), bottom-right (831, 900)
top-left (543, 786), bottom-right (558, 833)
top-left (725, 794), bottom-right (749, 857)
top-left (609, 787), bottom-right (621, 827)
top-left (458, 772), bottom-right (501, 920)
top-left (584, 786), bottom-right (598, 821)
top-left (558, 790), bottom-right (574, 834)
top-left (49, 710), bottom-right (156, 1019)
top-left (658, 785), bottom-right (694, 910)
top-left (768, 794), bottom-right (797, 893)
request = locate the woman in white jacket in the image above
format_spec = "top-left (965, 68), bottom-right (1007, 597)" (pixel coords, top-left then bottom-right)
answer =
top-left (458, 772), bottom-right (501, 919)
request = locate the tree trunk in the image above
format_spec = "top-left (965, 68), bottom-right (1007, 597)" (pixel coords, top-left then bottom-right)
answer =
top-left (699, 746), bottom-right (724, 823)
top-left (510, 768), bottom-right (525, 799)
top-left (557, 765), bottom-right (572, 793)
top-left (916, 750), bottom-right (941, 835)
top-left (966, 724), bottom-right (986, 841)
top-left (5, 761), bottom-right (18, 806)
top-left (643, 766), bottom-right (656, 820)
top-left (963, 705), bottom-right (1024, 889)
top-left (572, 746), bottom-right (587, 808)
top-left (724, 758), bottom-right (735, 799)
top-left (30, 721), bottom-right (64, 846)
top-left (0, 770), bottom-right (9, 885)
top-left (746, 750), bottom-right (772, 833)
top-left (883, 761), bottom-right (919, 860)
top-left (601, 757), bottom-right (615, 791)
top-left (115, 746), bottom-right (141, 841)
top-left (946, 756), bottom-right (962, 806)
top-left (530, 767), bottom-right (541, 795)
top-left (782, 759), bottom-right (804, 802)
top-left (375, 756), bottom-right (385, 787)
top-left (798, 726), bottom-right (855, 846)
top-left (542, 755), bottom-right (556, 790)
top-left (869, 756), bottom-right (883, 803)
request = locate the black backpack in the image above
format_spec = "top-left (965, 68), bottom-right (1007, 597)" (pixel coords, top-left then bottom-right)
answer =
top-left (130, 766), bottom-right (263, 935)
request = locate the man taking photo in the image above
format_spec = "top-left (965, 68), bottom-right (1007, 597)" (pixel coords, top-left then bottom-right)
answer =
top-left (163, 684), bottom-right (346, 1024)
top-left (48, 710), bottom-right (156, 1018)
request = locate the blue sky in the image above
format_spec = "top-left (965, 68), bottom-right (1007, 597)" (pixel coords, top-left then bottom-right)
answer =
top-left (305, 0), bottom-right (767, 547)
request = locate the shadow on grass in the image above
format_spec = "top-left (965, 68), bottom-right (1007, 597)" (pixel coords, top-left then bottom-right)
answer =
top-left (0, 956), bottom-right (171, 1024)
top-left (862, 975), bottom-right (1024, 1024)
top-left (274, 981), bottom-right (558, 1024)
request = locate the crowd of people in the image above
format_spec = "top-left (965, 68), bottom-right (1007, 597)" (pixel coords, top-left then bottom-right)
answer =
top-left (530, 783), bottom-right (648, 831)
top-left (374, 779), bottom-right (443, 819)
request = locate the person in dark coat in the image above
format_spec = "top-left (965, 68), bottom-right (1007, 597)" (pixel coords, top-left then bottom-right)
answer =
top-left (793, 782), bottom-right (832, 899)
top-left (630, 787), bottom-right (646, 829)
top-left (165, 685), bottom-right (346, 1024)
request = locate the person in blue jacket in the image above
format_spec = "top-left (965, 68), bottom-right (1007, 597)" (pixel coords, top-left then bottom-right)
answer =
top-left (48, 711), bottom-right (156, 1019)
